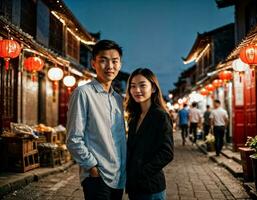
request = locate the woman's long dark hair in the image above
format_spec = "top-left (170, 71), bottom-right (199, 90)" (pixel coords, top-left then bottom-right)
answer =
top-left (125, 68), bottom-right (168, 122)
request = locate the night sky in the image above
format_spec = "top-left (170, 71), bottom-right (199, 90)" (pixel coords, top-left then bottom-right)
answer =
top-left (64, 0), bottom-right (233, 95)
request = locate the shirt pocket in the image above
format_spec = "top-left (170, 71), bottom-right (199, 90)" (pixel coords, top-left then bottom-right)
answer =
top-left (111, 108), bottom-right (125, 140)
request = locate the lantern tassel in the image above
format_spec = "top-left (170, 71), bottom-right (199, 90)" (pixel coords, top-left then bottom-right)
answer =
top-left (67, 87), bottom-right (71, 95)
top-left (5, 59), bottom-right (10, 70)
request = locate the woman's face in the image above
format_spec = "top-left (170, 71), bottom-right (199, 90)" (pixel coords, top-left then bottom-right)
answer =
top-left (130, 74), bottom-right (154, 103)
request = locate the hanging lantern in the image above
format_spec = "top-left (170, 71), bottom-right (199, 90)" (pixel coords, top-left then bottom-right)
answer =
top-left (218, 70), bottom-right (233, 82)
top-left (232, 58), bottom-right (249, 72)
top-left (212, 79), bottom-right (223, 88)
top-left (200, 88), bottom-right (208, 96)
top-left (24, 56), bottom-right (44, 81)
top-left (173, 103), bottom-right (179, 110)
top-left (178, 98), bottom-right (183, 105)
top-left (63, 75), bottom-right (76, 94)
top-left (0, 39), bottom-right (21, 70)
top-left (48, 66), bottom-right (64, 102)
top-left (239, 44), bottom-right (257, 68)
top-left (205, 84), bottom-right (215, 92)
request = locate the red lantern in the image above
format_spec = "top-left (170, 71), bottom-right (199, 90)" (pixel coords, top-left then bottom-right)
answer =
top-left (200, 88), bottom-right (208, 96)
top-left (239, 44), bottom-right (257, 66)
top-left (205, 84), bottom-right (215, 92)
top-left (218, 70), bottom-right (232, 82)
top-left (0, 39), bottom-right (21, 70)
top-left (212, 79), bottom-right (223, 88)
top-left (24, 56), bottom-right (44, 81)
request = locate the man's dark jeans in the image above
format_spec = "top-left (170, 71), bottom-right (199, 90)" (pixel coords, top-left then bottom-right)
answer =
top-left (203, 124), bottom-right (211, 139)
top-left (180, 124), bottom-right (188, 144)
top-left (213, 126), bottom-right (225, 156)
top-left (190, 123), bottom-right (198, 143)
top-left (82, 176), bottom-right (123, 200)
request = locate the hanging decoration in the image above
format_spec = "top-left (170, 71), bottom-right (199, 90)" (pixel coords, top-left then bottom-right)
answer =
top-left (205, 84), bottom-right (215, 92)
top-left (200, 88), bottom-right (209, 96)
top-left (212, 79), bottom-right (223, 88)
top-left (0, 39), bottom-right (21, 70)
top-left (48, 65), bottom-right (64, 102)
top-left (232, 58), bottom-right (249, 73)
top-left (239, 44), bottom-right (257, 68)
top-left (24, 56), bottom-right (44, 81)
top-left (218, 70), bottom-right (233, 82)
top-left (63, 75), bottom-right (76, 94)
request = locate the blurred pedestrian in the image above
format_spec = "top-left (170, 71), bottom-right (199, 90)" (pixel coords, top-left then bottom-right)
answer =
top-left (210, 99), bottom-right (229, 156)
top-left (178, 104), bottom-right (189, 145)
top-left (203, 105), bottom-right (211, 139)
top-left (66, 40), bottom-right (126, 200)
top-left (189, 102), bottom-right (202, 144)
top-left (169, 109), bottom-right (178, 132)
top-left (125, 68), bottom-right (174, 200)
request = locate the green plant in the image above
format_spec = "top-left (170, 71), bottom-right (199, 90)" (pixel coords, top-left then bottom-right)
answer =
top-left (205, 133), bottom-right (215, 143)
top-left (245, 136), bottom-right (257, 158)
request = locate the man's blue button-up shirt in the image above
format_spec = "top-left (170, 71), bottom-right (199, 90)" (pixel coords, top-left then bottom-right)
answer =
top-left (66, 79), bottom-right (126, 189)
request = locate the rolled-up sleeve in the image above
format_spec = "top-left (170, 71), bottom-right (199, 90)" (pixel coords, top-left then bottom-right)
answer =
top-left (66, 88), bottom-right (98, 170)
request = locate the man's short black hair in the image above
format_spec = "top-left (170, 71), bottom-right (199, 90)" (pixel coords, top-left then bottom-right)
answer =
top-left (214, 99), bottom-right (221, 104)
top-left (92, 40), bottom-right (123, 59)
top-left (206, 105), bottom-right (210, 109)
top-left (192, 102), bottom-right (197, 107)
top-left (183, 104), bottom-right (187, 108)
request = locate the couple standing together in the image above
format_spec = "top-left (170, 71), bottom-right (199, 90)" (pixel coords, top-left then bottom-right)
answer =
top-left (66, 40), bottom-right (174, 200)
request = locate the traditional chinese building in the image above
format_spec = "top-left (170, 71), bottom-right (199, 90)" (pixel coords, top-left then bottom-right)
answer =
top-left (0, 0), bottom-right (127, 132)
top-left (216, 0), bottom-right (257, 150)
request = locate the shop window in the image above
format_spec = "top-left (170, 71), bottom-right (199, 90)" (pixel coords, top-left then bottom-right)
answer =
top-left (20, 0), bottom-right (36, 37)
top-left (36, 0), bottom-right (49, 47)
top-left (66, 30), bottom-right (79, 61)
top-left (49, 13), bottom-right (63, 54)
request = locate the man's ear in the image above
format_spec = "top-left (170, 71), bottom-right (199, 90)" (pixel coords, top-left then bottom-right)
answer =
top-left (91, 59), bottom-right (95, 70)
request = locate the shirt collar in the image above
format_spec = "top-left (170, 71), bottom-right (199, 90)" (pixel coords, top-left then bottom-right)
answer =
top-left (92, 79), bottom-right (114, 94)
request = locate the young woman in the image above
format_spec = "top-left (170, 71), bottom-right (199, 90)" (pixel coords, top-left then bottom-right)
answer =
top-left (125, 68), bottom-right (174, 200)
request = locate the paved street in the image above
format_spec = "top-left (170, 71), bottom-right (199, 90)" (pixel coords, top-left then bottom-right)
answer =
top-left (2, 132), bottom-right (252, 200)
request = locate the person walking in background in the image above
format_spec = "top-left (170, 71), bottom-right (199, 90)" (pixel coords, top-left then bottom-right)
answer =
top-left (203, 105), bottom-right (211, 140)
top-left (189, 102), bottom-right (202, 144)
top-left (169, 109), bottom-right (178, 132)
top-left (66, 40), bottom-right (126, 200)
top-left (210, 99), bottom-right (229, 156)
top-left (178, 104), bottom-right (189, 146)
top-left (125, 68), bottom-right (174, 200)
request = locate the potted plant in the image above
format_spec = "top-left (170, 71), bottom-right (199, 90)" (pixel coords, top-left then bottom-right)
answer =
top-left (205, 133), bottom-right (215, 152)
top-left (246, 136), bottom-right (257, 190)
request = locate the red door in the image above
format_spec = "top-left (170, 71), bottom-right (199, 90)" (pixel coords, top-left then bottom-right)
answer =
top-left (244, 68), bottom-right (257, 138)
top-left (233, 72), bottom-right (246, 149)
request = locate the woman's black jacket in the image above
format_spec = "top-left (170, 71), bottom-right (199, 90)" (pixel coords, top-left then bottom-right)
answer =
top-left (126, 105), bottom-right (174, 194)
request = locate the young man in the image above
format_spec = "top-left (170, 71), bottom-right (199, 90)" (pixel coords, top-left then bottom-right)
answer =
top-left (210, 99), bottom-right (228, 156)
top-left (203, 105), bottom-right (211, 139)
top-left (66, 40), bottom-right (126, 200)
top-left (178, 104), bottom-right (189, 146)
top-left (189, 102), bottom-right (202, 144)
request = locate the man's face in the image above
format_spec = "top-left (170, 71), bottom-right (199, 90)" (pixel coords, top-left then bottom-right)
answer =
top-left (91, 49), bottom-right (121, 83)
top-left (214, 102), bottom-right (219, 109)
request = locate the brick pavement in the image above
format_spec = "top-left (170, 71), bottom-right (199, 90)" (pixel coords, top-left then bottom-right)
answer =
top-left (2, 131), bottom-right (252, 200)
top-left (165, 131), bottom-right (251, 200)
